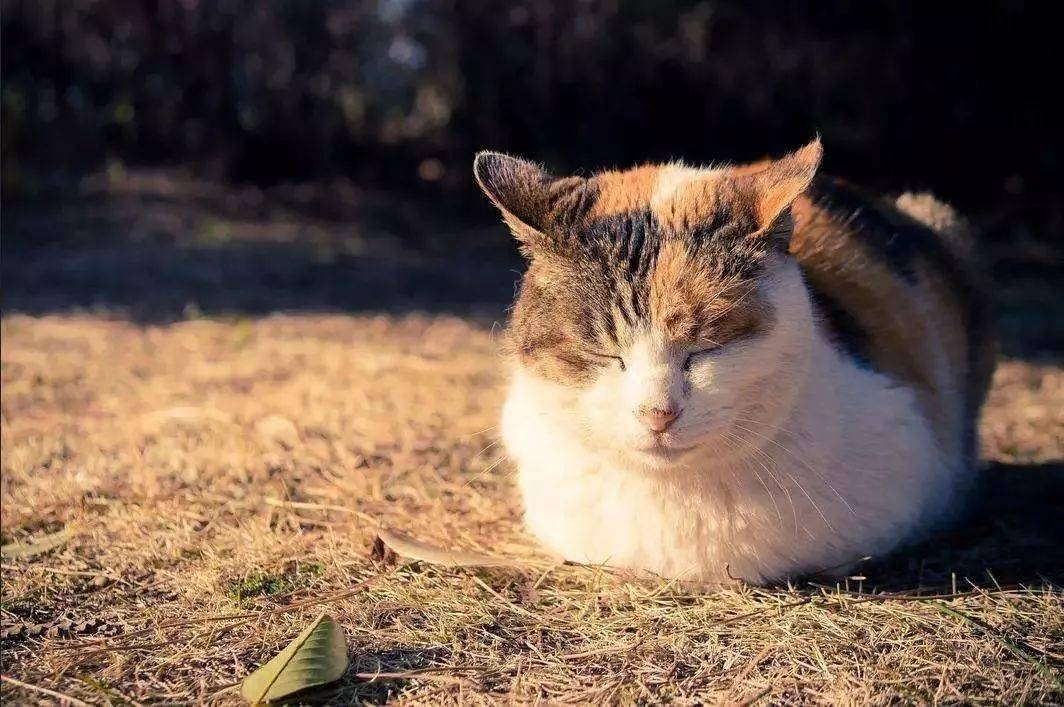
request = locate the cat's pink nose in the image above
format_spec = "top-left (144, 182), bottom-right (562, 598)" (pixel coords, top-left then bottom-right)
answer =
top-left (636, 405), bottom-right (681, 433)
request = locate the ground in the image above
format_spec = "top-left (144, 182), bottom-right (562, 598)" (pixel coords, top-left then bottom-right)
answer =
top-left (1, 173), bottom-right (1062, 704)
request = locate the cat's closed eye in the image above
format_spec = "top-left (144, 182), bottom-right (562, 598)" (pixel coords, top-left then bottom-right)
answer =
top-left (683, 347), bottom-right (720, 371)
top-left (588, 351), bottom-right (625, 371)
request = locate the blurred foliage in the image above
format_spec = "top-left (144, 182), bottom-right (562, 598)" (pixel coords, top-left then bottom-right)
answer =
top-left (1, 0), bottom-right (1061, 242)
top-left (2, 0), bottom-right (459, 185)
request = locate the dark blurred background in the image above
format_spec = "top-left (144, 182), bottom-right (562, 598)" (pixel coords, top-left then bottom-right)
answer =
top-left (1, 0), bottom-right (1061, 354)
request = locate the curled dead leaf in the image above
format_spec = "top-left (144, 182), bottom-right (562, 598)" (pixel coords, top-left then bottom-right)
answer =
top-left (375, 528), bottom-right (517, 568)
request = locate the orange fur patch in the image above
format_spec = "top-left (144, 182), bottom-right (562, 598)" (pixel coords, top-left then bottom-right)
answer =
top-left (590, 165), bottom-right (669, 218)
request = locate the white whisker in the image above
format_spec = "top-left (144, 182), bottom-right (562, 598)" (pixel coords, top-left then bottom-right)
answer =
top-left (726, 430), bottom-right (800, 535)
top-left (463, 453), bottom-right (509, 488)
top-left (730, 421), bottom-right (856, 517)
top-left (720, 432), bottom-right (782, 524)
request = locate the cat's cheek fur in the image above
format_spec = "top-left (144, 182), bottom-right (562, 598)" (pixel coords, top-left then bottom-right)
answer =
top-left (502, 258), bottom-right (960, 584)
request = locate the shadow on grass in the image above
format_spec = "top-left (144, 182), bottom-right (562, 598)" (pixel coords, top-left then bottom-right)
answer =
top-left (1, 240), bottom-right (518, 323)
top-left (854, 461), bottom-right (1064, 591)
top-left (1, 179), bottom-right (520, 324)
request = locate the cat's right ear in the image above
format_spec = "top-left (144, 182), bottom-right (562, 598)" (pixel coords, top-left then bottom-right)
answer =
top-left (473, 151), bottom-right (588, 255)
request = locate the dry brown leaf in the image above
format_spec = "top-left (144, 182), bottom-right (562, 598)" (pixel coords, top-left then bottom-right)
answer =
top-left (376, 528), bottom-right (520, 568)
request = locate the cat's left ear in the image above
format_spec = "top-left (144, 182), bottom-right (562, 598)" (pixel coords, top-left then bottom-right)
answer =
top-left (741, 138), bottom-right (822, 246)
top-left (473, 151), bottom-right (589, 255)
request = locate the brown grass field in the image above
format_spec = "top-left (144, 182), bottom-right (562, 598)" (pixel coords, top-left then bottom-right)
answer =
top-left (1, 176), bottom-right (1063, 704)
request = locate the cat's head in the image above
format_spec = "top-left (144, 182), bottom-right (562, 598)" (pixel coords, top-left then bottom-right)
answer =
top-left (475, 141), bottom-right (822, 467)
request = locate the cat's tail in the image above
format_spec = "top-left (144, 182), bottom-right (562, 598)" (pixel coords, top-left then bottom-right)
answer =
top-left (895, 192), bottom-right (975, 264)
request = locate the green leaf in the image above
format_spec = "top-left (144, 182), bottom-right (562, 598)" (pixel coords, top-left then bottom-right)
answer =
top-left (1, 528), bottom-right (71, 560)
top-left (241, 613), bottom-right (348, 705)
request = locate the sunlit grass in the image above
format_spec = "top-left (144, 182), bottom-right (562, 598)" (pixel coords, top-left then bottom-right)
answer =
top-left (1, 314), bottom-right (1061, 704)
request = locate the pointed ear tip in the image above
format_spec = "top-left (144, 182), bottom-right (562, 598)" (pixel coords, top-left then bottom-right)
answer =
top-left (473, 151), bottom-right (534, 183)
top-left (798, 137), bottom-right (824, 163)
top-left (474, 152), bottom-right (519, 194)
top-left (473, 150), bottom-right (500, 175)
top-left (474, 149), bottom-right (504, 162)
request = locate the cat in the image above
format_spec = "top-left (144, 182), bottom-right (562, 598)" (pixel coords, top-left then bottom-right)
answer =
top-left (474, 140), bottom-right (995, 584)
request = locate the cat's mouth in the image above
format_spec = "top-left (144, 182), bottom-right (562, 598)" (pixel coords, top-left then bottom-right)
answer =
top-left (635, 439), bottom-right (697, 459)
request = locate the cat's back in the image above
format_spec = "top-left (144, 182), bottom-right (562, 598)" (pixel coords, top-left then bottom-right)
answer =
top-left (789, 177), bottom-right (995, 462)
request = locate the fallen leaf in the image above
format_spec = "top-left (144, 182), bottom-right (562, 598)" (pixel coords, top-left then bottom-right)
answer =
top-left (376, 528), bottom-right (516, 568)
top-left (241, 613), bottom-right (348, 704)
top-left (369, 536), bottom-right (397, 565)
top-left (1, 528), bottom-right (71, 560)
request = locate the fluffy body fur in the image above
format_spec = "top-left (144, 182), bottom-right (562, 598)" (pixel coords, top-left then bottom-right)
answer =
top-left (475, 142), bottom-right (994, 584)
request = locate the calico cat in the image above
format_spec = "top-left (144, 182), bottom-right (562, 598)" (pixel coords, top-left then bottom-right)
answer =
top-left (474, 140), bottom-right (995, 584)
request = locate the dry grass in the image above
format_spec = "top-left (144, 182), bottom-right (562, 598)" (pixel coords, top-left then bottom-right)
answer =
top-left (2, 312), bottom-right (1062, 705)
